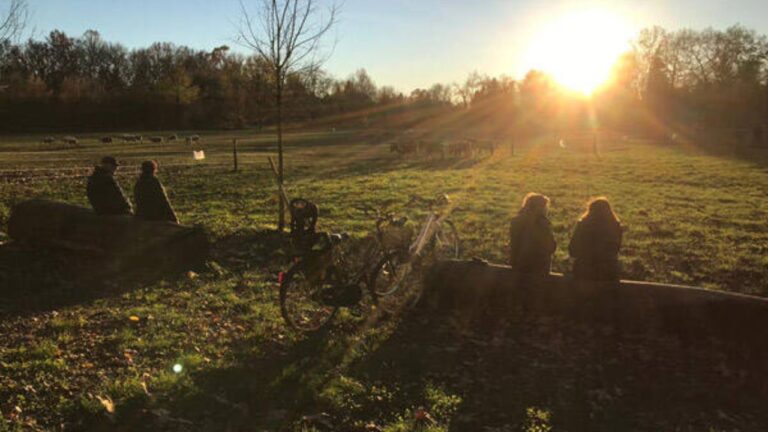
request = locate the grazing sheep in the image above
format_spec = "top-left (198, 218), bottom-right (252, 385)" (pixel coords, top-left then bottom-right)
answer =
top-left (62, 136), bottom-right (78, 146)
top-left (422, 141), bottom-right (445, 159)
top-left (149, 136), bottom-right (164, 143)
top-left (185, 134), bottom-right (200, 145)
top-left (473, 139), bottom-right (497, 155)
top-left (447, 140), bottom-right (473, 158)
top-left (41, 136), bottom-right (56, 144)
top-left (390, 141), bottom-right (419, 156)
top-left (167, 134), bottom-right (178, 141)
top-left (101, 136), bottom-right (113, 144)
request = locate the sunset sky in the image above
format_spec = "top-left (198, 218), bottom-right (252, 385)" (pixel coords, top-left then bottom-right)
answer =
top-left (25, 0), bottom-right (768, 92)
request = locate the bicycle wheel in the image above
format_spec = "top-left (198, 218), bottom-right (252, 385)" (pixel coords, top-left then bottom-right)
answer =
top-left (370, 253), bottom-right (410, 297)
top-left (370, 254), bottom-right (421, 313)
top-left (279, 263), bottom-right (339, 332)
top-left (432, 219), bottom-right (460, 260)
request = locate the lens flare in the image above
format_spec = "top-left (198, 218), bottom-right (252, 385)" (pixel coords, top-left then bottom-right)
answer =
top-left (523, 9), bottom-right (635, 95)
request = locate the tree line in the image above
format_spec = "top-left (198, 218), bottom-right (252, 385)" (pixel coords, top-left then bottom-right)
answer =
top-left (0, 25), bottom-right (766, 135)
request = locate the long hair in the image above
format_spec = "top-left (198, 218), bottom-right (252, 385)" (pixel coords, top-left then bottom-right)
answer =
top-left (580, 196), bottom-right (620, 225)
top-left (520, 192), bottom-right (550, 217)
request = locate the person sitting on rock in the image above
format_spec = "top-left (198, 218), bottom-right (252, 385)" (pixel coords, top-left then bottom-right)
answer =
top-left (134, 160), bottom-right (179, 223)
top-left (87, 156), bottom-right (133, 216)
top-left (568, 197), bottom-right (623, 282)
top-left (508, 192), bottom-right (557, 277)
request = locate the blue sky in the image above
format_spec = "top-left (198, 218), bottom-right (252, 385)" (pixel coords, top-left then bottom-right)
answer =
top-left (24, 0), bottom-right (768, 92)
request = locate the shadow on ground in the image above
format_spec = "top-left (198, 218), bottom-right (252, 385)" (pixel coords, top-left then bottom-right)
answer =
top-left (73, 301), bottom-right (768, 431)
top-left (0, 243), bottom-right (132, 316)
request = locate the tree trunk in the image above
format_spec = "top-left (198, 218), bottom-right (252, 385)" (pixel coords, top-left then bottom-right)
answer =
top-left (276, 75), bottom-right (285, 231)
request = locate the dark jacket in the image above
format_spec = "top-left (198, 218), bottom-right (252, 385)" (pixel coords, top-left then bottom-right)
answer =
top-left (134, 174), bottom-right (179, 223)
top-left (568, 218), bottom-right (622, 282)
top-left (87, 166), bottom-right (133, 215)
top-left (509, 212), bottom-right (557, 277)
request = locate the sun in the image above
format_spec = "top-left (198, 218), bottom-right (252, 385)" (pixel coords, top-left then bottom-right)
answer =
top-left (523, 9), bottom-right (634, 95)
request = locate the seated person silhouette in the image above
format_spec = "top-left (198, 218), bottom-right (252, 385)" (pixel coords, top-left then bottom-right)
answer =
top-left (508, 192), bottom-right (556, 277)
top-left (568, 197), bottom-right (623, 282)
top-left (134, 160), bottom-right (179, 223)
top-left (87, 156), bottom-right (133, 216)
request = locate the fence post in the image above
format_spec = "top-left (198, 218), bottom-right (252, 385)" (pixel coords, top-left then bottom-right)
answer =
top-left (232, 139), bottom-right (239, 172)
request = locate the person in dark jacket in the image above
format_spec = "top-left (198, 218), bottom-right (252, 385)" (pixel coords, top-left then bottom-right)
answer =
top-left (87, 156), bottom-right (133, 215)
top-left (568, 197), bottom-right (622, 282)
top-left (134, 160), bottom-right (179, 223)
top-left (508, 192), bottom-right (557, 277)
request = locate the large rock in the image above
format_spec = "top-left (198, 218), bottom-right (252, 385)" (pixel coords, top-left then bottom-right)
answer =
top-left (7, 199), bottom-right (209, 276)
top-left (424, 260), bottom-right (768, 370)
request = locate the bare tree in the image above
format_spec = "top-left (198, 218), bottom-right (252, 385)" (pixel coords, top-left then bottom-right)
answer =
top-left (0, 0), bottom-right (27, 45)
top-left (237, 0), bottom-right (339, 231)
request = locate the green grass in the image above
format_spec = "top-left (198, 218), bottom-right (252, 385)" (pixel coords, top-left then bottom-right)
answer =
top-left (1, 129), bottom-right (767, 430)
top-left (3, 129), bottom-right (765, 291)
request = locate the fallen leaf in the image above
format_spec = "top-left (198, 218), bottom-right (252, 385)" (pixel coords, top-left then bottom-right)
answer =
top-left (95, 395), bottom-right (115, 414)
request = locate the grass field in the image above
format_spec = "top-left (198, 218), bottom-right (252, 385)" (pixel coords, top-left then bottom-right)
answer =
top-left (1, 129), bottom-right (768, 430)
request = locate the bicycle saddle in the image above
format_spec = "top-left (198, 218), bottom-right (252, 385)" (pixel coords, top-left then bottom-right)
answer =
top-left (392, 216), bottom-right (408, 226)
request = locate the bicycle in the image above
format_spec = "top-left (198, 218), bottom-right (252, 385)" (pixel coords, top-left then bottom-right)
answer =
top-left (370, 194), bottom-right (460, 311)
top-left (279, 206), bottom-right (403, 332)
top-left (279, 194), bottom-right (460, 331)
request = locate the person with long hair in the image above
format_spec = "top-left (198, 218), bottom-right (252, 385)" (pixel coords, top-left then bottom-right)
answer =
top-left (508, 192), bottom-right (557, 277)
top-left (568, 197), bottom-right (623, 282)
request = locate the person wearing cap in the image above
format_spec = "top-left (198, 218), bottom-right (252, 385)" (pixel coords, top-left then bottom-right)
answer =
top-left (86, 156), bottom-right (133, 216)
top-left (133, 160), bottom-right (179, 223)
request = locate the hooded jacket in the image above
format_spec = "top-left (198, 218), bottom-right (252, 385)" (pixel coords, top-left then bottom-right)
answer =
top-left (133, 173), bottom-right (179, 223)
top-left (86, 166), bottom-right (133, 215)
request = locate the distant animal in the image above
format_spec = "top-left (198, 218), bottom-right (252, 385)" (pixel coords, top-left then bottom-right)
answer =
top-left (123, 134), bottom-right (143, 143)
top-left (167, 134), bottom-right (178, 141)
top-left (422, 141), bottom-right (445, 159)
top-left (473, 139), bottom-right (497, 155)
top-left (185, 134), bottom-right (200, 145)
top-left (62, 136), bottom-right (78, 146)
top-left (390, 141), bottom-right (419, 156)
top-left (41, 136), bottom-right (56, 144)
top-left (447, 140), bottom-right (473, 158)
top-left (101, 136), bottom-right (113, 144)
top-left (149, 136), bottom-right (164, 143)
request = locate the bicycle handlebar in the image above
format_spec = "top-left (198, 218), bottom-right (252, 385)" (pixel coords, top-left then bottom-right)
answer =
top-left (406, 193), bottom-right (451, 208)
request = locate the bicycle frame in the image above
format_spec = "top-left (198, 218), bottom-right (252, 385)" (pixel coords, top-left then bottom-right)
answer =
top-left (408, 209), bottom-right (451, 257)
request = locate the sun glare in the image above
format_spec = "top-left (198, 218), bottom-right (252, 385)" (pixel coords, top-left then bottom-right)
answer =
top-left (523, 9), bottom-right (634, 95)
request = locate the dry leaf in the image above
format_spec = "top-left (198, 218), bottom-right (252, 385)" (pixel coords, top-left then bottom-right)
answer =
top-left (95, 395), bottom-right (115, 413)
